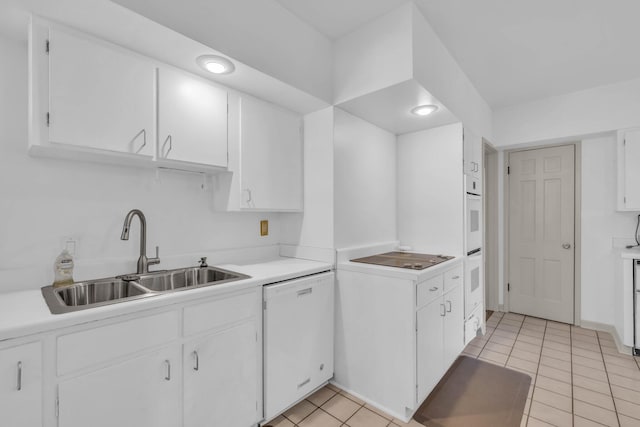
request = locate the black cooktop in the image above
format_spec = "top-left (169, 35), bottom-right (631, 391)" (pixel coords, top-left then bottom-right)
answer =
top-left (350, 252), bottom-right (454, 270)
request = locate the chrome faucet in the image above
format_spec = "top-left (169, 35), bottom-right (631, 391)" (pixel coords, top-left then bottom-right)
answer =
top-left (120, 209), bottom-right (160, 274)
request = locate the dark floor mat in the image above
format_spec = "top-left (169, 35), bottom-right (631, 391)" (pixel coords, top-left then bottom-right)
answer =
top-left (413, 356), bottom-right (531, 427)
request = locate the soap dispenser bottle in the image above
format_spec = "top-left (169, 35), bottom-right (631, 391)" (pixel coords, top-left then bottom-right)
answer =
top-left (52, 249), bottom-right (74, 288)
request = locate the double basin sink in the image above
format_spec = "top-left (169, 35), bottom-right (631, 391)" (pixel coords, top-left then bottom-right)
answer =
top-left (42, 266), bottom-right (250, 314)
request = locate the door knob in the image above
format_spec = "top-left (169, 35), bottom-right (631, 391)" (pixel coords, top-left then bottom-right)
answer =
top-left (562, 243), bottom-right (571, 249)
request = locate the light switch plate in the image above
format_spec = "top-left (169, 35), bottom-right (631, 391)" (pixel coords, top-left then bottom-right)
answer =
top-left (260, 220), bottom-right (269, 236)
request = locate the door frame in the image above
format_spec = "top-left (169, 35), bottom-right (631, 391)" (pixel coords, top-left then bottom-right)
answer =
top-left (483, 140), bottom-right (499, 311)
top-left (502, 142), bottom-right (582, 325)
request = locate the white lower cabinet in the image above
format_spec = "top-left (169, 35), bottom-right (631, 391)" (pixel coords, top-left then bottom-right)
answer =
top-left (58, 345), bottom-right (181, 427)
top-left (0, 341), bottom-right (42, 427)
top-left (263, 272), bottom-right (334, 421)
top-left (442, 284), bottom-right (465, 367)
top-left (184, 320), bottom-right (258, 427)
top-left (52, 287), bottom-right (261, 427)
top-left (335, 261), bottom-right (465, 421)
top-left (416, 298), bottom-right (444, 399)
top-left (416, 283), bottom-right (464, 403)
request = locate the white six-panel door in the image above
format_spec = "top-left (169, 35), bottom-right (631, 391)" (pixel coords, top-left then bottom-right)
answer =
top-left (508, 145), bottom-right (575, 324)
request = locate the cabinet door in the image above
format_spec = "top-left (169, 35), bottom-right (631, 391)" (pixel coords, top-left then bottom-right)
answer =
top-left (463, 127), bottom-right (482, 179)
top-left (443, 284), bottom-right (465, 368)
top-left (622, 129), bottom-right (640, 210)
top-left (416, 297), bottom-right (444, 403)
top-left (240, 95), bottom-right (303, 211)
top-left (48, 27), bottom-right (155, 156)
top-left (184, 321), bottom-right (259, 427)
top-left (0, 342), bottom-right (42, 427)
top-left (263, 274), bottom-right (334, 420)
top-left (158, 67), bottom-right (228, 167)
top-left (58, 346), bottom-right (181, 427)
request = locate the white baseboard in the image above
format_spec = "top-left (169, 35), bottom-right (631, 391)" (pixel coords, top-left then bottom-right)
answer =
top-left (328, 380), bottom-right (411, 422)
top-left (580, 320), bottom-right (633, 355)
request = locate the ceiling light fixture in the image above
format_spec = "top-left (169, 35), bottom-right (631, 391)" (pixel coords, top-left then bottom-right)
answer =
top-left (196, 55), bottom-right (235, 75)
top-left (411, 104), bottom-right (438, 116)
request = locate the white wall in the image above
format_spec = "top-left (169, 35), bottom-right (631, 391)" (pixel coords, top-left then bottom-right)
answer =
top-left (332, 4), bottom-right (493, 141)
top-left (396, 123), bottom-right (464, 256)
top-left (111, 0), bottom-right (333, 103)
top-left (411, 4), bottom-right (493, 141)
top-left (493, 77), bottom-right (640, 147)
top-left (281, 107), bottom-right (335, 250)
top-left (333, 109), bottom-right (397, 249)
top-left (581, 136), bottom-right (638, 326)
top-left (0, 35), bottom-right (281, 293)
top-left (333, 4), bottom-right (413, 104)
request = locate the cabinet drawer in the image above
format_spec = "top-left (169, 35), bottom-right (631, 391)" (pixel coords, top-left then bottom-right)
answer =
top-left (57, 310), bottom-right (180, 376)
top-left (183, 289), bottom-right (258, 337)
top-left (417, 275), bottom-right (443, 308)
top-left (443, 265), bottom-right (463, 293)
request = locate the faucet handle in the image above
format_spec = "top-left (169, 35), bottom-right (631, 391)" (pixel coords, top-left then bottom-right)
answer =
top-left (149, 246), bottom-right (161, 266)
top-left (198, 257), bottom-right (208, 268)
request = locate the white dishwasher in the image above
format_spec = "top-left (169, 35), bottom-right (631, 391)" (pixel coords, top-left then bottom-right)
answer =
top-left (263, 271), bottom-right (335, 421)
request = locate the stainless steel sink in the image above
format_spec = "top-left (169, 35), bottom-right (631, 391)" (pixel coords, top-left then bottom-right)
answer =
top-left (42, 278), bottom-right (154, 314)
top-left (137, 267), bottom-right (246, 292)
top-left (42, 266), bottom-right (250, 314)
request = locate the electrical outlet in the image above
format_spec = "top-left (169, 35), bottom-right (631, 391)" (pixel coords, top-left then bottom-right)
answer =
top-left (260, 220), bottom-right (268, 236)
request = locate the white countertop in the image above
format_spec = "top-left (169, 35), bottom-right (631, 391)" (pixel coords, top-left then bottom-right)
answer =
top-left (0, 257), bottom-right (331, 342)
top-left (619, 247), bottom-right (640, 259)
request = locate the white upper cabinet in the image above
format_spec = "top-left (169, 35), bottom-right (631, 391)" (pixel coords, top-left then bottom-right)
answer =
top-left (463, 127), bottom-right (482, 194)
top-left (240, 95), bottom-right (303, 211)
top-left (30, 19), bottom-right (228, 172)
top-left (215, 93), bottom-right (303, 212)
top-left (617, 128), bottom-right (640, 211)
top-left (157, 66), bottom-right (228, 168)
top-left (46, 26), bottom-right (155, 157)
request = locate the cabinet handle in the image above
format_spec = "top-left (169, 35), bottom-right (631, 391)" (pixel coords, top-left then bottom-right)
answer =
top-left (446, 300), bottom-right (452, 312)
top-left (192, 351), bottom-right (199, 371)
top-left (440, 304), bottom-right (446, 317)
top-left (162, 135), bottom-right (173, 158)
top-left (297, 378), bottom-right (310, 388)
top-left (297, 288), bottom-right (312, 297)
top-left (130, 129), bottom-right (147, 154)
top-left (451, 275), bottom-right (460, 280)
top-left (243, 188), bottom-right (255, 208)
top-left (164, 360), bottom-right (171, 381)
top-left (429, 286), bottom-right (439, 292)
top-left (16, 361), bottom-right (22, 391)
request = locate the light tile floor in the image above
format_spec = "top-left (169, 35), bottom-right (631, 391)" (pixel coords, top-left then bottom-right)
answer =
top-left (464, 312), bottom-right (640, 427)
top-left (265, 311), bottom-right (640, 427)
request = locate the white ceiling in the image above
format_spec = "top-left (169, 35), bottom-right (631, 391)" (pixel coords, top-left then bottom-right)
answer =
top-left (273, 0), bottom-right (409, 39)
top-left (337, 80), bottom-right (458, 135)
top-left (275, 0), bottom-right (640, 108)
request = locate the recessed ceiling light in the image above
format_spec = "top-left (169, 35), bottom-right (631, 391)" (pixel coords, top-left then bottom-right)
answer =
top-left (196, 55), bottom-right (235, 75)
top-left (411, 104), bottom-right (438, 116)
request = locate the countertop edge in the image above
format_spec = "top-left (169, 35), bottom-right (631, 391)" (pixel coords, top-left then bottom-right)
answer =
top-left (0, 258), bottom-right (332, 342)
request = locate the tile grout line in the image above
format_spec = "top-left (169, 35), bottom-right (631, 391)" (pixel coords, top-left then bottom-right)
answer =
top-left (594, 332), bottom-right (622, 427)
top-left (519, 316), bottom-right (535, 427)
top-left (527, 316), bottom-right (549, 427)
top-left (475, 313), bottom-right (502, 357)
top-left (569, 322), bottom-right (574, 427)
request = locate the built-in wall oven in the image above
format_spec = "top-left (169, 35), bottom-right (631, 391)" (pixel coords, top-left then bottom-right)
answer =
top-left (466, 193), bottom-right (482, 255)
top-left (464, 182), bottom-right (483, 343)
